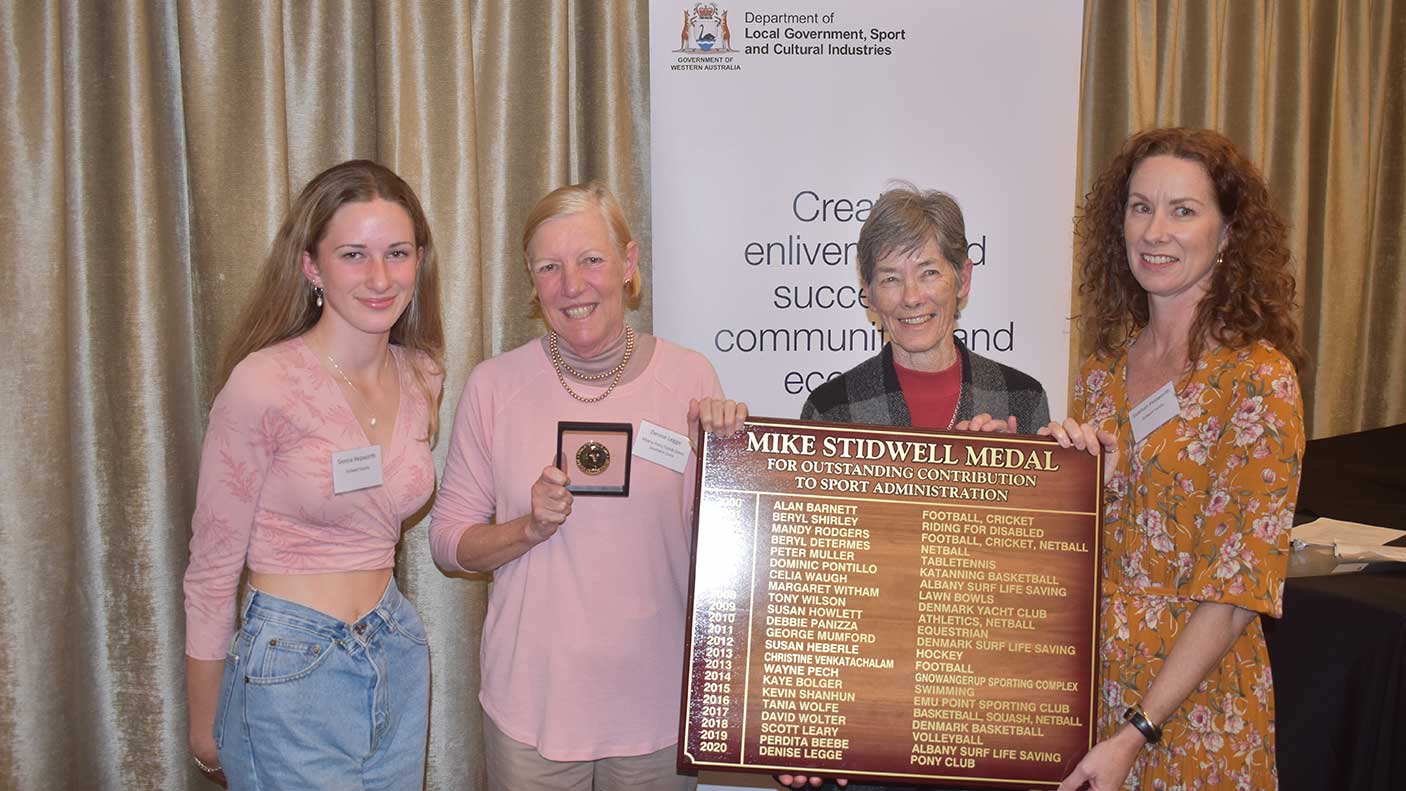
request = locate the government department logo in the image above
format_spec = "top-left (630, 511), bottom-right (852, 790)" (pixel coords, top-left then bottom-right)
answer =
top-left (666, 2), bottom-right (741, 71)
top-left (676, 2), bottom-right (735, 53)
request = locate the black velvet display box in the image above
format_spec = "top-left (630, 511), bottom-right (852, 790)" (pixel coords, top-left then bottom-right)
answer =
top-left (556, 421), bottom-right (633, 496)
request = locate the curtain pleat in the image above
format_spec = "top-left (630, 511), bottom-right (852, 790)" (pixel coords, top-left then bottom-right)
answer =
top-left (0, 1), bottom-right (204, 787)
top-left (283, 1), bottom-right (376, 167)
top-left (177, 1), bottom-right (297, 374)
top-left (1, 1), bottom-right (71, 787)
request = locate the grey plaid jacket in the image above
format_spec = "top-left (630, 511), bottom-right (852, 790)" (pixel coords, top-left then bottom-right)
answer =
top-left (799, 339), bottom-right (1050, 432)
top-left (794, 344), bottom-right (1047, 790)
top-left (792, 340), bottom-right (1046, 791)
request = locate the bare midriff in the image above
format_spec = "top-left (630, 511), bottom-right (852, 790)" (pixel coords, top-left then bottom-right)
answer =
top-left (249, 567), bottom-right (393, 624)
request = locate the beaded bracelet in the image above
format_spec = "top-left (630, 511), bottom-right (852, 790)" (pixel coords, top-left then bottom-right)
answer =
top-left (193, 753), bottom-right (222, 774)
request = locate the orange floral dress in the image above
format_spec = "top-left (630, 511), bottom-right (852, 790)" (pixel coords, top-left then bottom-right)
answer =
top-left (1074, 338), bottom-right (1304, 790)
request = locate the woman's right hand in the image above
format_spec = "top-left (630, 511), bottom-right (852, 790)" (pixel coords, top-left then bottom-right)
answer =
top-left (526, 464), bottom-right (573, 543)
top-left (189, 732), bottom-right (226, 787)
top-left (1038, 418), bottom-right (1119, 484)
top-left (186, 657), bottom-right (228, 787)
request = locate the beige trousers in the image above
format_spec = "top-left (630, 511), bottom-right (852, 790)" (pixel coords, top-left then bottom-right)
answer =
top-left (483, 715), bottom-right (698, 791)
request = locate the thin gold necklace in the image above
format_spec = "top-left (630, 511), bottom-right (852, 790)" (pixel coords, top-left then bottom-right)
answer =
top-left (946, 376), bottom-right (964, 430)
top-left (325, 348), bottom-right (391, 429)
top-left (897, 345), bottom-right (964, 429)
top-left (549, 326), bottom-right (635, 403)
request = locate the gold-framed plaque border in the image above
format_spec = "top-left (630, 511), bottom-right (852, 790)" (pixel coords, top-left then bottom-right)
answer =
top-left (679, 415), bottom-right (1105, 789)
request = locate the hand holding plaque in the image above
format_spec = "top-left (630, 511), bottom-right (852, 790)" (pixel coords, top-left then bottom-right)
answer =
top-left (556, 421), bottom-right (633, 496)
top-left (687, 397), bottom-right (751, 452)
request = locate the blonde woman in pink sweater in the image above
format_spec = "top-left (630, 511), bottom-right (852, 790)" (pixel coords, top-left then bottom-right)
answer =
top-left (431, 182), bottom-right (744, 791)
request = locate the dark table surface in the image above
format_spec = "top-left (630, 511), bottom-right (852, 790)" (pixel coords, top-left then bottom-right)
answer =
top-left (1266, 566), bottom-right (1406, 791)
top-left (1293, 422), bottom-right (1406, 532)
top-left (1266, 422), bottom-right (1406, 791)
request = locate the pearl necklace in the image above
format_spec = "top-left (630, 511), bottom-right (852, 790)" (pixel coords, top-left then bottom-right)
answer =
top-left (549, 326), bottom-right (635, 403)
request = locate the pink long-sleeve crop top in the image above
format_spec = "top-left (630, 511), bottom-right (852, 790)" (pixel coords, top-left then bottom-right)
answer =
top-left (182, 337), bottom-right (441, 660)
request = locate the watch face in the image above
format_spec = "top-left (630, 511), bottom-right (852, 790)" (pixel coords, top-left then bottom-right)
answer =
top-left (576, 441), bottom-right (611, 475)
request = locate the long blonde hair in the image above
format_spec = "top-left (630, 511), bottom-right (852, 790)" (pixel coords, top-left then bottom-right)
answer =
top-left (217, 159), bottom-right (445, 440)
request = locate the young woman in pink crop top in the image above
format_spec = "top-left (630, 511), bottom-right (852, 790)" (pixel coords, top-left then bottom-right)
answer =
top-left (182, 160), bottom-right (444, 790)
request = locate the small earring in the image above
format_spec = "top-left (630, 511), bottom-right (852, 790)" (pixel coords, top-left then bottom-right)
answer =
top-left (1216, 254), bottom-right (1224, 266)
top-left (314, 286), bottom-right (324, 308)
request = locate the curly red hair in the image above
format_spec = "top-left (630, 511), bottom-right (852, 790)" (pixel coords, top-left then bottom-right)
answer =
top-left (1076, 128), bottom-right (1305, 371)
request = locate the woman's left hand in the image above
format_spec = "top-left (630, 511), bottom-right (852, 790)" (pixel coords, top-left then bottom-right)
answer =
top-left (688, 397), bottom-right (749, 449)
top-left (1056, 728), bottom-right (1143, 790)
top-left (774, 773), bottom-right (847, 788)
top-left (955, 413), bottom-right (1017, 433)
top-left (1038, 418), bottom-right (1120, 484)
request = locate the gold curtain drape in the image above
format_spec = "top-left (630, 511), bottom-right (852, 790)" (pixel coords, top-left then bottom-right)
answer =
top-left (2, 1), bottom-right (1403, 789)
top-left (0, 2), bottom-right (648, 789)
top-left (1077, 0), bottom-right (1406, 437)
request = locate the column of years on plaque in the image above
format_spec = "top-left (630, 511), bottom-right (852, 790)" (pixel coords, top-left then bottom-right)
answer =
top-left (688, 493), bottom-right (754, 760)
top-left (686, 487), bottom-right (1094, 780)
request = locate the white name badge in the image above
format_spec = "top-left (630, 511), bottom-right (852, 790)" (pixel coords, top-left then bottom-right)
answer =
top-left (1129, 381), bottom-right (1181, 444)
top-left (332, 445), bottom-right (384, 494)
top-left (634, 420), bottom-right (691, 474)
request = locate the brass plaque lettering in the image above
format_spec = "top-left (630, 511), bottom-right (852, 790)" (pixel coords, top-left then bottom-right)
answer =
top-left (679, 417), bottom-right (1102, 788)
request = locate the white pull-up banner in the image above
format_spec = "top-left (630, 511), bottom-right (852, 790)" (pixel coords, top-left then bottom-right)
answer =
top-left (650, 1), bottom-right (1084, 427)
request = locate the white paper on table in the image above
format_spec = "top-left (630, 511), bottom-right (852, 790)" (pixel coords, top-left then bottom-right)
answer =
top-left (1290, 517), bottom-right (1406, 549)
top-left (1330, 563), bottom-right (1370, 574)
top-left (1334, 544), bottom-right (1406, 563)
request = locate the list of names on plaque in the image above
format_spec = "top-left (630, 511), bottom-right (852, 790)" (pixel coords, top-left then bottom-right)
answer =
top-left (757, 497), bottom-right (880, 768)
top-left (680, 418), bottom-right (1101, 788)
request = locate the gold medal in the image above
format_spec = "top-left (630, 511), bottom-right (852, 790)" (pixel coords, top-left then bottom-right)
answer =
top-left (575, 441), bottom-right (611, 475)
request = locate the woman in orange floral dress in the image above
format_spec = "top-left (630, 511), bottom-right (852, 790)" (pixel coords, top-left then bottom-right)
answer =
top-left (1041, 128), bottom-right (1306, 791)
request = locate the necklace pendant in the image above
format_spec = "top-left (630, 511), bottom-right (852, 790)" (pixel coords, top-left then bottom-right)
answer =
top-left (369, 417), bottom-right (378, 428)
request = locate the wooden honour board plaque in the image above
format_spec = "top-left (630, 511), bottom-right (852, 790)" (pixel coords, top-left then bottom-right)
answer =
top-left (678, 417), bottom-right (1103, 788)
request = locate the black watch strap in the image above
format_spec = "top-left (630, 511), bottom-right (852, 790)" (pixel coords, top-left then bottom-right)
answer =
top-left (1123, 705), bottom-right (1163, 743)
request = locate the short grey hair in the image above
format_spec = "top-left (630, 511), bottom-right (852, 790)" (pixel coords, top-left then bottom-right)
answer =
top-left (856, 182), bottom-right (969, 286)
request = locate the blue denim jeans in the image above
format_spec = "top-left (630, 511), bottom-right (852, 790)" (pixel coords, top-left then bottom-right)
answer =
top-left (214, 578), bottom-right (430, 791)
